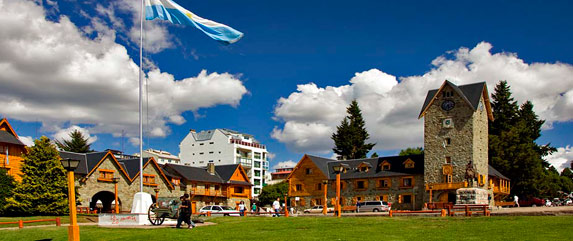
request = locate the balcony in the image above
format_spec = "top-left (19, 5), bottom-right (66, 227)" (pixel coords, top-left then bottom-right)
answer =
top-left (263, 161), bottom-right (269, 170)
top-left (230, 138), bottom-right (266, 149)
top-left (190, 188), bottom-right (228, 197)
top-left (237, 157), bottom-right (252, 168)
top-left (425, 182), bottom-right (467, 191)
top-left (492, 185), bottom-right (511, 195)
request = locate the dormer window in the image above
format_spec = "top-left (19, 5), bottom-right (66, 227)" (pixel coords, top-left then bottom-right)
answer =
top-left (359, 166), bottom-right (369, 172)
top-left (380, 161), bottom-right (391, 171)
top-left (358, 162), bottom-right (372, 172)
top-left (403, 159), bottom-right (415, 169)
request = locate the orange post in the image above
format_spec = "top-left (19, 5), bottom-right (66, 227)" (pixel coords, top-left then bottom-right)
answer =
top-left (336, 173), bottom-right (341, 218)
top-left (114, 182), bottom-right (119, 214)
top-left (207, 211), bottom-right (211, 217)
top-left (67, 170), bottom-right (80, 241)
top-left (389, 210), bottom-right (393, 217)
top-left (56, 217), bottom-right (61, 226)
top-left (465, 205), bottom-right (469, 217)
top-left (441, 209), bottom-right (446, 217)
top-left (18, 220), bottom-right (23, 229)
top-left (323, 182), bottom-right (328, 215)
top-left (284, 195), bottom-right (289, 217)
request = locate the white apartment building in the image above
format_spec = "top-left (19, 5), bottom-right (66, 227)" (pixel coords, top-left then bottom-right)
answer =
top-left (179, 129), bottom-right (269, 198)
top-left (141, 149), bottom-right (181, 165)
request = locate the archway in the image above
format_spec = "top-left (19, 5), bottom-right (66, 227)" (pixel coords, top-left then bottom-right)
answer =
top-left (90, 191), bottom-right (121, 213)
top-left (437, 191), bottom-right (456, 203)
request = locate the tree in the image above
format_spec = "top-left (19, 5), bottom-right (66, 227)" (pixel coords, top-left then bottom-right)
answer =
top-left (258, 182), bottom-right (288, 206)
top-left (55, 129), bottom-right (92, 153)
top-left (488, 81), bottom-right (557, 198)
top-left (332, 100), bottom-right (375, 160)
top-left (370, 152), bottom-right (379, 158)
top-left (5, 136), bottom-right (69, 216)
top-left (0, 168), bottom-right (15, 215)
top-left (399, 147), bottom-right (424, 156)
top-left (561, 168), bottom-right (573, 180)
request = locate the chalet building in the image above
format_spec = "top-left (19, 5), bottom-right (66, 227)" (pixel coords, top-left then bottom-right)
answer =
top-left (0, 118), bottom-right (27, 182)
top-left (59, 150), bottom-right (251, 214)
top-left (287, 80), bottom-right (511, 210)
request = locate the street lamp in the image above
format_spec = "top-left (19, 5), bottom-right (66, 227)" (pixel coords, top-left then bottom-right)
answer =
top-left (154, 188), bottom-right (160, 203)
top-left (112, 178), bottom-right (120, 214)
top-left (60, 158), bottom-right (80, 241)
top-left (322, 180), bottom-right (329, 215)
top-left (332, 163), bottom-right (349, 218)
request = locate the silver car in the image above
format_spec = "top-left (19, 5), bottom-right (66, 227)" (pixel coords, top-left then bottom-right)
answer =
top-left (356, 201), bottom-right (391, 212)
top-left (199, 205), bottom-right (240, 216)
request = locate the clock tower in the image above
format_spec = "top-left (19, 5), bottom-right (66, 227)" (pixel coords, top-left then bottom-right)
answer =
top-left (418, 80), bottom-right (494, 203)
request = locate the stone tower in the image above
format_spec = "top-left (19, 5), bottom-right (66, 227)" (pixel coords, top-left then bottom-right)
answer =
top-left (418, 81), bottom-right (494, 202)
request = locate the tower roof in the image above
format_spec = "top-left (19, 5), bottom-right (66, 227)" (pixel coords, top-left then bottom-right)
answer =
top-left (418, 81), bottom-right (494, 120)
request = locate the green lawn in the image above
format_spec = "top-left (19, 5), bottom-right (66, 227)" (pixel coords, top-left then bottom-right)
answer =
top-left (0, 215), bottom-right (97, 228)
top-left (1, 216), bottom-right (572, 241)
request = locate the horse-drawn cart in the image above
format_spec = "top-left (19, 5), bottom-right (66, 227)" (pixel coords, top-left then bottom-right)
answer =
top-left (147, 197), bottom-right (180, 225)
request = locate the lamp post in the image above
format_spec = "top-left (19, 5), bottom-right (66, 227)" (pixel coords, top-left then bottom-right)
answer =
top-left (154, 188), bottom-right (160, 203)
top-left (60, 158), bottom-right (81, 241)
top-left (322, 180), bottom-right (328, 215)
top-left (112, 178), bottom-right (120, 214)
top-left (332, 163), bottom-right (349, 218)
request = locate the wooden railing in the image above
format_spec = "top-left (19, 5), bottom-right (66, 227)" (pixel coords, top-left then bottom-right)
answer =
top-left (0, 218), bottom-right (61, 229)
top-left (426, 182), bottom-right (467, 191)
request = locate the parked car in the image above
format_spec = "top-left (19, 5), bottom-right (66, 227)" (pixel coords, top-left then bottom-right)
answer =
top-left (356, 201), bottom-right (391, 212)
top-left (518, 197), bottom-right (545, 207)
top-left (303, 205), bottom-right (334, 213)
top-left (198, 205), bottom-right (240, 216)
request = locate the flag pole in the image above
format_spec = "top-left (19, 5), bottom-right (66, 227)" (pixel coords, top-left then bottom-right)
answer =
top-left (139, 0), bottom-right (144, 194)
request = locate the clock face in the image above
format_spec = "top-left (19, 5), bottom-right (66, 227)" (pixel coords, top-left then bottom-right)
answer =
top-left (441, 100), bottom-right (455, 111)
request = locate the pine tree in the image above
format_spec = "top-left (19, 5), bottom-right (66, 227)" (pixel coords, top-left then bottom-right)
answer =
top-left (332, 100), bottom-right (375, 160)
top-left (561, 168), bottom-right (573, 180)
top-left (5, 136), bottom-right (69, 216)
top-left (399, 147), bottom-right (424, 156)
top-left (0, 168), bottom-right (15, 215)
top-left (56, 129), bottom-right (92, 153)
top-left (370, 152), bottom-right (379, 158)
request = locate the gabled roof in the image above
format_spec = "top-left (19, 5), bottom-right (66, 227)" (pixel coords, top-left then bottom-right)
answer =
top-left (215, 164), bottom-right (241, 181)
top-left (0, 119), bottom-right (25, 146)
top-left (418, 81), bottom-right (494, 120)
top-left (301, 154), bottom-right (424, 180)
top-left (59, 151), bottom-right (109, 175)
top-left (118, 157), bottom-right (151, 180)
top-left (488, 165), bottom-right (509, 180)
top-left (164, 164), bottom-right (224, 184)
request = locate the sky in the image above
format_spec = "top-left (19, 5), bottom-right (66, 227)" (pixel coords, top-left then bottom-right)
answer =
top-left (1, 0), bottom-right (572, 172)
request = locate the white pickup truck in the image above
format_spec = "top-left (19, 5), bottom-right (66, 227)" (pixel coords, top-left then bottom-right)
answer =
top-left (303, 205), bottom-right (334, 213)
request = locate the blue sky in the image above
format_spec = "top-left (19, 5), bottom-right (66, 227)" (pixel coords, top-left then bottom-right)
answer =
top-left (1, 0), bottom-right (572, 171)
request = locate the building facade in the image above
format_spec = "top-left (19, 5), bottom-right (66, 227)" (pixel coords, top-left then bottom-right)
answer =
top-left (0, 118), bottom-right (27, 182)
top-left (59, 150), bottom-right (251, 214)
top-left (141, 149), bottom-right (181, 164)
top-left (287, 80), bottom-right (511, 210)
top-left (179, 128), bottom-right (269, 198)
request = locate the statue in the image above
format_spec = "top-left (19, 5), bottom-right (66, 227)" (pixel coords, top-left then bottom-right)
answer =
top-left (465, 160), bottom-right (477, 187)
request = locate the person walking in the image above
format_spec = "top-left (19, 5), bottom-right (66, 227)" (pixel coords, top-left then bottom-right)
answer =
top-left (239, 201), bottom-right (246, 216)
top-left (176, 194), bottom-right (196, 229)
top-left (514, 195), bottom-right (520, 207)
top-left (252, 202), bottom-right (257, 215)
top-left (272, 198), bottom-right (281, 217)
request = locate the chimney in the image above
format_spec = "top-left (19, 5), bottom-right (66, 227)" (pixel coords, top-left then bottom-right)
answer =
top-left (207, 161), bottom-right (215, 175)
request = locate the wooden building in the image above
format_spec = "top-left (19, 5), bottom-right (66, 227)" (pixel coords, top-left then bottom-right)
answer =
top-left (0, 118), bottom-right (27, 182)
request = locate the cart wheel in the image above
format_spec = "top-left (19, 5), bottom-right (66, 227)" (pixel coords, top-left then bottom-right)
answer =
top-left (148, 204), bottom-right (166, 226)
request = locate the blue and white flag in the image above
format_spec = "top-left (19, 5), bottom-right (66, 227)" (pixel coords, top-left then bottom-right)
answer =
top-left (145, 0), bottom-right (243, 44)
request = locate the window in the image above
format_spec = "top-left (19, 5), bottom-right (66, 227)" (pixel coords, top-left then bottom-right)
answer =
top-left (199, 161), bottom-right (204, 164)
top-left (356, 180), bottom-right (366, 190)
top-left (200, 143), bottom-right (204, 145)
top-left (172, 178), bottom-right (180, 186)
top-left (254, 161), bottom-right (261, 168)
top-left (305, 168), bottom-right (313, 175)
top-left (254, 152), bottom-right (261, 159)
top-left (254, 188), bottom-right (260, 195)
top-left (359, 166), bottom-right (369, 172)
top-left (254, 179), bottom-right (261, 186)
top-left (295, 184), bottom-right (303, 191)
top-left (143, 174), bottom-right (157, 186)
top-left (445, 157), bottom-right (452, 164)
top-left (209, 151), bottom-right (214, 154)
top-left (377, 179), bottom-right (390, 188)
top-left (255, 170), bottom-right (261, 177)
top-left (381, 161), bottom-right (391, 171)
top-left (234, 186), bottom-right (244, 194)
top-left (404, 159), bottom-right (415, 168)
top-left (199, 152), bottom-right (204, 155)
top-left (316, 183), bottom-right (322, 191)
top-left (444, 174), bottom-right (452, 183)
top-left (402, 177), bottom-right (413, 187)
top-left (399, 194), bottom-right (412, 204)
top-left (378, 195), bottom-right (389, 202)
top-left (98, 169), bottom-right (114, 182)
top-left (209, 142), bottom-right (214, 144)
top-left (445, 138), bottom-right (451, 146)
top-left (313, 198), bottom-right (323, 205)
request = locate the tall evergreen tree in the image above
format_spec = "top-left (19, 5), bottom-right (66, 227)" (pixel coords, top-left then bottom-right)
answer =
top-left (488, 81), bottom-right (557, 198)
top-left (5, 136), bottom-right (69, 216)
top-left (332, 100), bottom-right (375, 160)
top-left (561, 168), bottom-right (573, 180)
top-left (0, 168), bottom-right (15, 215)
top-left (55, 129), bottom-right (92, 153)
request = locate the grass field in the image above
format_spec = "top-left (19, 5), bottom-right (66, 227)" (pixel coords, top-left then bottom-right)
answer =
top-left (1, 216), bottom-right (572, 241)
top-left (0, 215), bottom-right (97, 228)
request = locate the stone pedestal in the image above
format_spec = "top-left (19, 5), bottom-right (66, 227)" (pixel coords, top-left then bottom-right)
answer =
top-left (131, 192), bottom-right (153, 214)
top-left (99, 213), bottom-right (148, 226)
top-left (456, 188), bottom-right (488, 205)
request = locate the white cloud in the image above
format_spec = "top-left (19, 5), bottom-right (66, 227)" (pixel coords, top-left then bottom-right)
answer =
top-left (545, 146), bottom-right (573, 173)
top-left (129, 137), bottom-right (140, 147)
top-left (0, 0), bottom-right (247, 141)
top-left (272, 42), bottom-right (573, 153)
top-left (272, 160), bottom-right (297, 171)
top-left (267, 152), bottom-right (276, 160)
top-left (18, 136), bottom-right (35, 147)
top-left (53, 125), bottom-right (98, 145)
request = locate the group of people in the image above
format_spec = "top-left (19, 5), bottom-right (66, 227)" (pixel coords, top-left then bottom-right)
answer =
top-left (238, 198), bottom-right (283, 217)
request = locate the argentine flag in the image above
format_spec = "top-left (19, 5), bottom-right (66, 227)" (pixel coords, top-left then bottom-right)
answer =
top-left (145, 0), bottom-right (243, 44)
